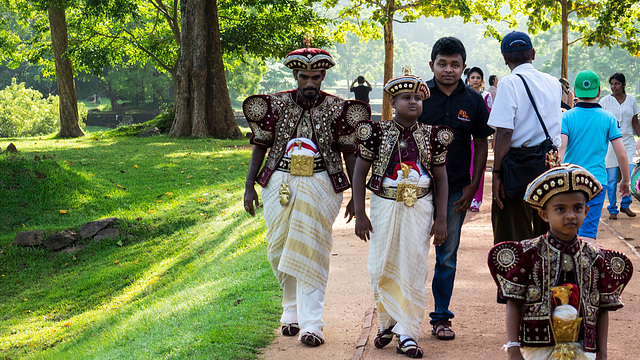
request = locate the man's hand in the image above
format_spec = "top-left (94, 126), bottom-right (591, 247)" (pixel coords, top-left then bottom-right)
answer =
top-left (431, 219), bottom-right (447, 246)
top-left (492, 176), bottom-right (505, 209)
top-left (344, 198), bottom-right (356, 223)
top-left (453, 183), bottom-right (478, 213)
top-left (620, 181), bottom-right (631, 197)
top-left (244, 185), bottom-right (260, 217)
top-left (355, 214), bottom-right (373, 242)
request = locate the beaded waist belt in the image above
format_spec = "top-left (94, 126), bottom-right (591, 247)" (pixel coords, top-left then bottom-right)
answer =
top-left (276, 156), bottom-right (325, 174)
top-left (376, 185), bottom-right (431, 201)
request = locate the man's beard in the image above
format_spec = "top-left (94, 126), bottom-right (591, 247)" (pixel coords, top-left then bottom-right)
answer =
top-left (301, 87), bottom-right (318, 99)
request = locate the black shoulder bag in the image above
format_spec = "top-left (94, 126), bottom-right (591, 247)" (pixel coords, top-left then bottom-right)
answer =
top-left (501, 74), bottom-right (558, 199)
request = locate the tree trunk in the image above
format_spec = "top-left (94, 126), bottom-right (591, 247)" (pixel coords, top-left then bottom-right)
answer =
top-left (561, 0), bottom-right (568, 79)
top-left (382, 1), bottom-right (394, 121)
top-left (48, 5), bottom-right (83, 138)
top-left (170, 0), bottom-right (241, 138)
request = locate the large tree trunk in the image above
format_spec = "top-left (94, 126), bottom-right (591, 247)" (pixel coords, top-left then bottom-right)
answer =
top-left (48, 6), bottom-right (83, 138)
top-left (170, 0), bottom-right (241, 138)
top-left (561, 0), bottom-right (568, 79)
top-left (382, 1), bottom-right (394, 121)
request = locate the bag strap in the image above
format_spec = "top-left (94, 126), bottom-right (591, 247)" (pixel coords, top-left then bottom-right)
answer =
top-left (516, 73), bottom-right (551, 140)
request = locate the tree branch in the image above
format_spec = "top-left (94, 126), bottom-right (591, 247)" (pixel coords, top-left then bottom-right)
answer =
top-left (568, 36), bottom-right (584, 46)
top-left (568, 4), bottom-right (598, 15)
top-left (120, 27), bottom-right (176, 76)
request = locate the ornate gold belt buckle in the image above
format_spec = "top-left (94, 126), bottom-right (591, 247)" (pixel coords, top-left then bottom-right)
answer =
top-left (290, 154), bottom-right (314, 176)
top-left (396, 182), bottom-right (418, 207)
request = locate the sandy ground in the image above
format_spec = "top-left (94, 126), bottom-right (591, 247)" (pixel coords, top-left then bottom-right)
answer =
top-left (259, 171), bottom-right (640, 360)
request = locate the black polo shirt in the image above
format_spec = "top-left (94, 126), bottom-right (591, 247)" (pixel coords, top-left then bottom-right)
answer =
top-left (418, 78), bottom-right (494, 194)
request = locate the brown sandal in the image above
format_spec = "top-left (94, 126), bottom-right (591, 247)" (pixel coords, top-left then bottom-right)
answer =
top-left (396, 338), bottom-right (423, 358)
top-left (281, 323), bottom-right (300, 336)
top-left (374, 326), bottom-right (394, 348)
top-left (432, 320), bottom-right (455, 340)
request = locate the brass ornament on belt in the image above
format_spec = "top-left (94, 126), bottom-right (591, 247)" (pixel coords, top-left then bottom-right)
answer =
top-left (396, 163), bottom-right (418, 207)
top-left (279, 183), bottom-right (290, 205)
top-left (290, 140), bottom-right (314, 176)
top-left (551, 342), bottom-right (577, 360)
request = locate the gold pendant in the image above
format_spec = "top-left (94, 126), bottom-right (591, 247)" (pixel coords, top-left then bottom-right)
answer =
top-left (279, 183), bottom-right (290, 205)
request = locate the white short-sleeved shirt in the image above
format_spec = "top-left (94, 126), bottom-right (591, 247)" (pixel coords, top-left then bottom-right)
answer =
top-left (599, 94), bottom-right (639, 167)
top-left (487, 63), bottom-right (563, 148)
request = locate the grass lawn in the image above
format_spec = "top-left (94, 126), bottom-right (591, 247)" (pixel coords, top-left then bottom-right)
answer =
top-left (0, 130), bottom-right (280, 359)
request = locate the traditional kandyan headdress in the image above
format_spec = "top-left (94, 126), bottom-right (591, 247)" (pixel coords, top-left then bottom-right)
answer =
top-left (524, 164), bottom-right (602, 210)
top-left (383, 74), bottom-right (430, 99)
top-left (283, 48), bottom-right (335, 71)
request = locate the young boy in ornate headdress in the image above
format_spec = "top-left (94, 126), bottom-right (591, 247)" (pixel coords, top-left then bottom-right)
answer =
top-left (488, 164), bottom-right (633, 360)
top-left (352, 74), bottom-right (453, 358)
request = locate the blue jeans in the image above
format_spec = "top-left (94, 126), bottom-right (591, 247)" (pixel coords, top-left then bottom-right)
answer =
top-left (606, 164), bottom-right (634, 214)
top-left (430, 190), bottom-right (466, 325)
top-left (578, 187), bottom-right (605, 238)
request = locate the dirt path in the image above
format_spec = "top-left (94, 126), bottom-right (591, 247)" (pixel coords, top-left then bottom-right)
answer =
top-left (260, 172), bottom-right (640, 360)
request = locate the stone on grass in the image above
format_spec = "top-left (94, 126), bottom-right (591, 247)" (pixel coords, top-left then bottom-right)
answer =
top-left (94, 228), bottom-right (120, 241)
top-left (44, 230), bottom-right (79, 251)
top-left (79, 217), bottom-right (118, 239)
top-left (137, 127), bottom-right (161, 138)
top-left (13, 230), bottom-right (45, 247)
top-left (6, 143), bottom-right (17, 153)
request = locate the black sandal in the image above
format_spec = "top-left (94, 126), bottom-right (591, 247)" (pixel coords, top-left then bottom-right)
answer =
top-left (281, 323), bottom-right (300, 336)
top-left (431, 319), bottom-right (455, 340)
top-left (374, 326), bottom-right (394, 348)
top-left (396, 338), bottom-right (423, 358)
top-left (300, 331), bottom-right (324, 347)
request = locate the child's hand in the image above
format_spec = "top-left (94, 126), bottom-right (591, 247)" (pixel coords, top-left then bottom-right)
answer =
top-left (355, 214), bottom-right (373, 242)
top-left (431, 219), bottom-right (447, 245)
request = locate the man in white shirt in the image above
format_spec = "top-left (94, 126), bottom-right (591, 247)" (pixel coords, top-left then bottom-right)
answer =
top-left (488, 31), bottom-right (563, 244)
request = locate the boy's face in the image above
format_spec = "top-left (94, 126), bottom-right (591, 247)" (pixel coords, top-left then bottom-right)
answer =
top-left (429, 54), bottom-right (465, 87)
top-left (391, 93), bottom-right (423, 120)
top-left (538, 192), bottom-right (589, 242)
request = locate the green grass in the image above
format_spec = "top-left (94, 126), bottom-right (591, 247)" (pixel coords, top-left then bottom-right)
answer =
top-left (0, 131), bottom-right (280, 359)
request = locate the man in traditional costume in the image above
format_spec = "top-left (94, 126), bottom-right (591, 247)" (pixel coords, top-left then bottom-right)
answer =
top-left (353, 74), bottom-right (453, 358)
top-left (243, 48), bottom-right (371, 347)
top-left (488, 164), bottom-right (633, 359)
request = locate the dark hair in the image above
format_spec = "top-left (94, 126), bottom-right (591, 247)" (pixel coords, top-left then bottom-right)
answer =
top-left (467, 66), bottom-right (484, 80)
top-left (609, 73), bottom-right (626, 94)
top-left (463, 68), bottom-right (470, 76)
top-left (431, 37), bottom-right (467, 64)
top-left (502, 48), bottom-right (534, 66)
top-left (489, 75), bottom-right (498, 86)
top-left (357, 75), bottom-right (365, 84)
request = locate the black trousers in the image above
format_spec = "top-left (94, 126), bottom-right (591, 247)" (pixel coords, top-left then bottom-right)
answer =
top-left (491, 197), bottom-right (549, 245)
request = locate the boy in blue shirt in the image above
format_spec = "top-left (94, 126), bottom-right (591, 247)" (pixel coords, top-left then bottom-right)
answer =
top-left (559, 70), bottom-right (630, 242)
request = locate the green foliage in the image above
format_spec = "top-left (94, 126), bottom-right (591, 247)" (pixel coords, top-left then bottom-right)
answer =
top-left (0, 135), bottom-right (279, 359)
top-left (259, 60), bottom-right (296, 94)
top-left (0, 79), bottom-right (60, 137)
top-left (226, 56), bottom-right (268, 106)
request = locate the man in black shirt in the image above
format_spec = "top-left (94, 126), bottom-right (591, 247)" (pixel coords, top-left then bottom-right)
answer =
top-left (350, 76), bottom-right (372, 104)
top-left (417, 37), bottom-right (494, 341)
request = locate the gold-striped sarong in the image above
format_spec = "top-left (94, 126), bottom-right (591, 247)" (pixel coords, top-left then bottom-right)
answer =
top-left (263, 170), bottom-right (342, 294)
top-left (521, 343), bottom-right (596, 360)
top-left (368, 192), bottom-right (433, 340)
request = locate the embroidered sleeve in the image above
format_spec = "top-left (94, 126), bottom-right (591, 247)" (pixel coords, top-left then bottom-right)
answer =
top-left (336, 100), bottom-right (371, 152)
top-left (243, 94), bottom-right (276, 147)
top-left (355, 120), bottom-right (379, 161)
top-left (430, 125), bottom-right (454, 166)
top-left (598, 249), bottom-right (633, 310)
top-left (488, 241), bottom-right (529, 301)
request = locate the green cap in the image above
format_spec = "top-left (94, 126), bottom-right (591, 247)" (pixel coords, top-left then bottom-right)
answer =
top-left (574, 70), bottom-right (600, 98)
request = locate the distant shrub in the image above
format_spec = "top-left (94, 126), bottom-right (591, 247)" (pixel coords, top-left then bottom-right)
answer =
top-left (0, 79), bottom-right (88, 138)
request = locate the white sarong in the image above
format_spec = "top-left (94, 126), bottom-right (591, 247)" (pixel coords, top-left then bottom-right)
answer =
top-left (263, 170), bottom-right (342, 294)
top-left (368, 191), bottom-right (434, 340)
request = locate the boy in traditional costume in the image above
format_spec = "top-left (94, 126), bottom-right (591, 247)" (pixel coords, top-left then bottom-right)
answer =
top-left (352, 74), bottom-right (453, 358)
top-left (488, 164), bottom-right (633, 359)
top-left (243, 48), bottom-right (371, 347)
